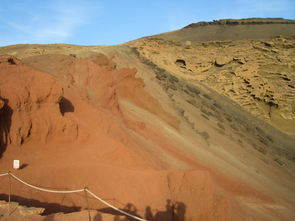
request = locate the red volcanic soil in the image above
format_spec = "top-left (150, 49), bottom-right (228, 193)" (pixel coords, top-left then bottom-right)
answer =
top-left (0, 50), bottom-right (294, 221)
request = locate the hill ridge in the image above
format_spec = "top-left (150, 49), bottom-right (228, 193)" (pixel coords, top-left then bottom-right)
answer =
top-left (184, 18), bottom-right (295, 28)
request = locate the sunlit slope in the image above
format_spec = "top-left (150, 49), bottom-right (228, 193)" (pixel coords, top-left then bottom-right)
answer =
top-left (155, 18), bottom-right (295, 42)
top-left (0, 18), bottom-right (295, 221)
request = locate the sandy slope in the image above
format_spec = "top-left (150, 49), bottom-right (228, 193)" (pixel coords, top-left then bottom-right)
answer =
top-left (0, 19), bottom-right (295, 221)
top-left (156, 18), bottom-right (295, 42)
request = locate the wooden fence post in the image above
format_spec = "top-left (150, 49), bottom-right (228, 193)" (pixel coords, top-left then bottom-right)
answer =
top-left (84, 187), bottom-right (91, 221)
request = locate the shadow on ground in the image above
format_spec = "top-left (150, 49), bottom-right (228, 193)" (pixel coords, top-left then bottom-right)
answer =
top-left (0, 97), bottom-right (12, 158)
top-left (0, 194), bottom-right (81, 215)
top-left (98, 199), bottom-right (186, 221)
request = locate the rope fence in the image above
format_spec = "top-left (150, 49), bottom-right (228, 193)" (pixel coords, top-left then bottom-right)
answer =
top-left (0, 171), bottom-right (147, 221)
top-left (0, 173), bottom-right (9, 177)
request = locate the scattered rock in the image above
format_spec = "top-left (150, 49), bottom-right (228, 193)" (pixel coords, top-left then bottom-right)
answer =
top-left (274, 158), bottom-right (285, 166)
top-left (185, 40), bottom-right (192, 49)
top-left (233, 57), bottom-right (246, 64)
top-left (215, 56), bottom-right (232, 66)
top-left (263, 41), bottom-right (274, 47)
top-left (175, 59), bottom-right (186, 68)
top-left (18, 206), bottom-right (45, 216)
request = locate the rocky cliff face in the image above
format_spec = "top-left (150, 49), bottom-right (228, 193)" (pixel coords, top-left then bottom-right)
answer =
top-left (0, 55), bottom-right (79, 151)
top-left (130, 36), bottom-right (295, 136)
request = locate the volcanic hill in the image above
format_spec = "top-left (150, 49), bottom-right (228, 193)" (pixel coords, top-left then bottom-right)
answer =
top-left (0, 18), bottom-right (295, 221)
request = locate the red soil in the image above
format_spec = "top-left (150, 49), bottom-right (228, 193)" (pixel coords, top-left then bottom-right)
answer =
top-left (0, 53), bottom-right (292, 221)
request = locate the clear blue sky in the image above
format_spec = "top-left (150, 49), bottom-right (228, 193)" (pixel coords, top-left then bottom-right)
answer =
top-left (0, 0), bottom-right (294, 46)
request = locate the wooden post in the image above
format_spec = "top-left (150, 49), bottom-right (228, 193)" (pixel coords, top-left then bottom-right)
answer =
top-left (84, 187), bottom-right (91, 221)
top-left (8, 171), bottom-right (12, 218)
top-left (8, 172), bottom-right (11, 204)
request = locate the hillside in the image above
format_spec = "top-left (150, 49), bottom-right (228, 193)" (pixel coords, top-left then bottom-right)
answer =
top-left (155, 18), bottom-right (295, 42)
top-left (0, 18), bottom-right (295, 221)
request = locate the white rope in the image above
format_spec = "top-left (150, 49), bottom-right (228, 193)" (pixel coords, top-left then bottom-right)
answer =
top-left (0, 173), bottom-right (9, 177)
top-left (9, 173), bottom-right (84, 194)
top-left (86, 189), bottom-right (147, 221)
top-left (0, 172), bottom-right (147, 221)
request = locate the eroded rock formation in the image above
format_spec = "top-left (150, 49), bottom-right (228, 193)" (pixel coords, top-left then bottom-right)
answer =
top-left (0, 55), bottom-right (79, 146)
top-left (131, 36), bottom-right (295, 136)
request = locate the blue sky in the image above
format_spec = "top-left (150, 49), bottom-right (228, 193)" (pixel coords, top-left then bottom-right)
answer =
top-left (0, 0), bottom-right (294, 46)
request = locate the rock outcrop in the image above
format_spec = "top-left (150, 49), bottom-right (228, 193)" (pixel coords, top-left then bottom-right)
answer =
top-left (0, 55), bottom-right (79, 146)
top-left (131, 36), bottom-right (295, 136)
